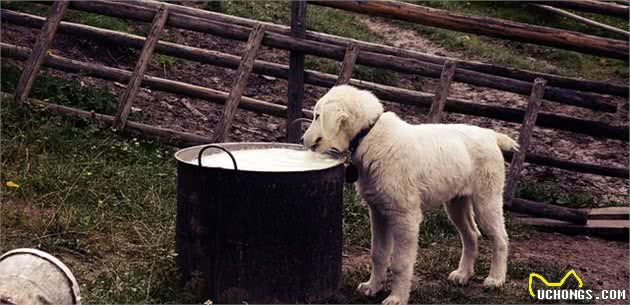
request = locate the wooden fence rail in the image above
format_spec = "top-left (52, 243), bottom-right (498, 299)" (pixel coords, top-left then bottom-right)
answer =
top-left (126, 0), bottom-right (629, 97)
top-left (310, 0), bottom-right (629, 59)
top-left (2, 13), bottom-right (627, 141)
top-left (112, 4), bottom-right (169, 130)
top-left (2, 42), bottom-right (627, 179)
top-left (13, 0), bottom-right (68, 102)
top-left (1, 12), bottom-right (627, 141)
top-left (31, 1), bottom-right (618, 112)
top-left (212, 23), bottom-right (266, 142)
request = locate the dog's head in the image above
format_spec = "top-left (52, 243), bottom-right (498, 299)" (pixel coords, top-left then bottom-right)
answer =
top-left (302, 85), bottom-right (384, 153)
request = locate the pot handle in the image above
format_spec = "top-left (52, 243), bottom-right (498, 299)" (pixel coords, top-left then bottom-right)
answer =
top-left (288, 118), bottom-right (313, 131)
top-left (197, 145), bottom-right (238, 170)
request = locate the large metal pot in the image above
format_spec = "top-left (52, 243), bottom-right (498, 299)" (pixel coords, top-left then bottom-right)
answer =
top-left (174, 143), bottom-right (345, 303)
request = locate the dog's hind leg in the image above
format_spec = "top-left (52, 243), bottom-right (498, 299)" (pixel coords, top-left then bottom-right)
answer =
top-left (382, 213), bottom-right (420, 305)
top-left (358, 205), bottom-right (393, 297)
top-left (445, 196), bottom-right (480, 285)
top-left (473, 194), bottom-right (509, 288)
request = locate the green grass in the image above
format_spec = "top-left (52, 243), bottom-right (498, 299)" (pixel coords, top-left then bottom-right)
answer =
top-left (336, 245), bottom-right (577, 304)
top-left (202, 0), bottom-right (403, 86)
top-left (516, 177), bottom-right (626, 209)
top-left (1, 1), bottom-right (130, 32)
top-left (0, 100), bottom-right (184, 303)
top-left (1, 65), bottom-right (117, 115)
top-left (392, 1), bottom-right (629, 80)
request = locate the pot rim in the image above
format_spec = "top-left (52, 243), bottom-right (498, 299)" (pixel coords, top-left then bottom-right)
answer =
top-left (174, 142), bottom-right (345, 173)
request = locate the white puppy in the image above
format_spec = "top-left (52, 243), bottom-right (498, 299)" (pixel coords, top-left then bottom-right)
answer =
top-left (303, 85), bottom-right (517, 305)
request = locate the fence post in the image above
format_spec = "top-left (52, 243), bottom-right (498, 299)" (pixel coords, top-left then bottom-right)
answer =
top-left (14, 0), bottom-right (69, 102)
top-left (504, 77), bottom-right (547, 206)
top-left (112, 5), bottom-right (169, 131)
top-left (426, 60), bottom-right (456, 123)
top-left (212, 23), bottom-right (266, 142)
top-left (335, 43), bottom-right (359, 86)
top-left (286, 0), bottom-right (307, 143)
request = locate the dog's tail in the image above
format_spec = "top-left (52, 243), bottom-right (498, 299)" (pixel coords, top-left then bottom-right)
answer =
top-left (495, 132), bottom-right (520, 152)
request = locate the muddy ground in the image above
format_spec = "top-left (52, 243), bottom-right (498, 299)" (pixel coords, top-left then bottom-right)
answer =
top-left (1, 2), bottom-right (628, 303)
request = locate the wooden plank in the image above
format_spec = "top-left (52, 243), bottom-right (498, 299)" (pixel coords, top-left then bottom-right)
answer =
top-left (335, 43), bottom-right (359, 86)
top-left (286, 0), bottom-right (307, 143)
top-left (35, 1), bottom-right (620, 111)
top-left (13, 0), bottom-right (69, 102)
top-left (426, 60), bottom-right (456, 123)
top-left (112, 5), bottom-right (169, 130)
top-left (588, 207), bottom-right (630, 220)
top-left (513, 217), bottom-right (629, 240)
top-left (310, 0), bottom-right (628, 59)
top-left (212, 23), bottom-right (266, 142)
top-left (129, 0), bottom-right (628, 97)
top-left (504, 78), bottom-right (547, 205)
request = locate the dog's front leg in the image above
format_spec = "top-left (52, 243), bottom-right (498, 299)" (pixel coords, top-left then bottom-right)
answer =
top-left (357, 205), bottom-right (392, 297)
top-left (382, 215), bottom-right (420, 305)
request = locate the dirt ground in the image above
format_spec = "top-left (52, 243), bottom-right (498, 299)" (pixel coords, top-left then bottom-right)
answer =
top-left (1, 3), bottom-right (628, 304)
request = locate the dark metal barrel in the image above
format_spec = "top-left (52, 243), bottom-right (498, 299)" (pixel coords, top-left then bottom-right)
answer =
top-left (174, 143), bottom-right (344, 303)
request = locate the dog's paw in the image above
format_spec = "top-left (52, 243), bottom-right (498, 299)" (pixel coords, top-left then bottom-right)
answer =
top-left (382, 294), bottom-right (406, 305)
top-left (483, 276), bottom-right (505, 288)
top-left (357, 281), bottom-right (382, 297)
top-left (448, 269), bottom-right (473, 285)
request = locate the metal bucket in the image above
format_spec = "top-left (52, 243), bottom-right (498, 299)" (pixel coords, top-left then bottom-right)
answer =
top-left (174, 143), bottom-right (345, 303)
top-left (0, 248), bottom-right (81, 305)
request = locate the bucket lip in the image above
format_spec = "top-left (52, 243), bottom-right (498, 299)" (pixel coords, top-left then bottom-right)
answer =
top-left (1, 248), bottom-right (81, 305)
top-left (174, 142), bottom-right (345, 173)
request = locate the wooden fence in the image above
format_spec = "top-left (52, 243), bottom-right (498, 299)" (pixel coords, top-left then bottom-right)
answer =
top-left (2, 0), bottom-right (628, 225)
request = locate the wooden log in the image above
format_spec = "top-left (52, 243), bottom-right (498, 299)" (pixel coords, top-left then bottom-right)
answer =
top-left (287, 0), bottom-right (307, 143)
top-left (310, 0), bottom-right (629, 60)
top-left (0, 14), bottom-right (625, 140)
top-left (504, 78), bottom-right (547, 205)
top-left (112, 5), bottom-right (169, 131)
top-left (533, 4), bottom-right (630, 37)
top-left (509, 198), bottom-right (588, 225)
top-left (0, 22), bottom-right (625, 142)
top-left (13, 0), bottom-right (68, 102)
top-left (539, 0), bottom-right (629, 18)
top-left (426, 60), bottom-right (456, 123)
top-left (335, 43), bottom-right (359, 86)
top-left (53, 0), bottom-right (630, 97)
top-left (30, 2), bottom-right (618, 112)
top-left (503, 150), bottom-right (629, 179)
top-left (212, 23), bottom-right (265, 142)
top-left (1, 43), bottom-right (627, 179)
top-left (1, 92), bottom-right (211, 147)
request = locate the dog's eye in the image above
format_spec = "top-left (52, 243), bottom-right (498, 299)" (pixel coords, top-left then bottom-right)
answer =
top-left (314, 113), bottom-right (319, 120)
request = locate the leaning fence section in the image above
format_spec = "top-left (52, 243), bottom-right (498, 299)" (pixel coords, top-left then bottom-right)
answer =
top-left (1, 0), bottom-right (628, 225)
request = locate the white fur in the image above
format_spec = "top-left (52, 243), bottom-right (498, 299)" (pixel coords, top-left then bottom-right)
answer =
top-left (303, 85), bottom-right (516, 305)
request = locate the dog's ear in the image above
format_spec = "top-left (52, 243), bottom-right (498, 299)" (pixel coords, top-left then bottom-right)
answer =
top-left (319, 101), bottom-right (348, 140)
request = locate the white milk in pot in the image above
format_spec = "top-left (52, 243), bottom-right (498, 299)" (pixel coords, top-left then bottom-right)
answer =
top-left (189, 148), bottom-right (340, 172)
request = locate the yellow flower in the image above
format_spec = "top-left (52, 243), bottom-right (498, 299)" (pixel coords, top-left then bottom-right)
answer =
top-left (6, 181), bottom-right (19, 188)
